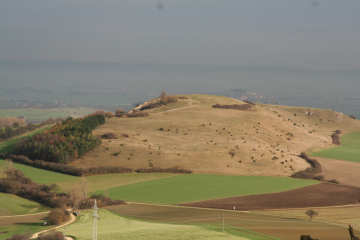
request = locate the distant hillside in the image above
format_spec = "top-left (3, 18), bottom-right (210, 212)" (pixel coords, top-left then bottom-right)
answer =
top-left (73, 94), bottom-right (360, 177)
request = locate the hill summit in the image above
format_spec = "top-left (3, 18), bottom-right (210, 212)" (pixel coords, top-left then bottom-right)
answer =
top-left (73, 94), bottom-right (360, 177)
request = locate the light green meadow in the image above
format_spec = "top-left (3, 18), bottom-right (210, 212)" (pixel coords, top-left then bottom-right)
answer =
top-left (65, 209), bottom-right (248, 240)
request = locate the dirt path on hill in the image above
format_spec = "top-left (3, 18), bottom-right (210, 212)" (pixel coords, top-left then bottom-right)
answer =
top-left (313, 156), bottom-right (360, 188)
top-left (31, 209), bottom-right (76, 239)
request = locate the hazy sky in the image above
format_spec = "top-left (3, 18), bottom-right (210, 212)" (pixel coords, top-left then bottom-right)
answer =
top-left (1, 0), bottom-right (359, 69)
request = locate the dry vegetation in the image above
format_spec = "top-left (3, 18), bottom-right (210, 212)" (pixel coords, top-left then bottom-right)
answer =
top-left (72, 94), bottom-right (360, 177)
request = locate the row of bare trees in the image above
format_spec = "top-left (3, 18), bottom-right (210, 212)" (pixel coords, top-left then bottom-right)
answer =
top-left (0, 161), bottom-right (124, 211)
top-left (0, 116), bottom-right (27, 128)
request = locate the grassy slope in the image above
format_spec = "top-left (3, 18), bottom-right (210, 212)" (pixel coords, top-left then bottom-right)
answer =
top-left (0, 224), bottom-right (48, 240)
top-left (0, 127), bottom-right (51, 154)
top-left (75, 94), bottom-right (360, 177)
top-left (0, 193), bottom-right (50, 216)
top-left (102, 174), bottom-right (318, 204)
top-left (0, 159), bottom-right (77, 184)
top-left (65, 209), bottom-right (256, 240)
top-left (311, 132), bottom-right (360, 162)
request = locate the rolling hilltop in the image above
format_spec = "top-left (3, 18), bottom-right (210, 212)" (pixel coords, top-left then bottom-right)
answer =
top-left (73, 94), bottom-right (360, 177)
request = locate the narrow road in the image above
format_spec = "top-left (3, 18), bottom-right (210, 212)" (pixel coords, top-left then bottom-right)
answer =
top-left (31, 209), bottom-right (76, 239)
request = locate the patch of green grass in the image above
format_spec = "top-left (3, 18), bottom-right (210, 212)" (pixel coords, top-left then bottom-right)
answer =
top-left (0, 193), bottom-right (50, 216)
top-left (65, 209), bottom-right (249, 240)
top-left (102, 174), bottom-right (319, 204)
top-left (341, 132), bottom-right (360, 148)
top-left (0, 127), bottom-right (50, 154)
top-left (311, 146), bottom-right (360, 163)
top-left (311, 132), bottom-right (360, 162)
top-left (57, 173), bottom-right (176, 193)
top-left (0, 222), bottom-right (47, 239)
top-left (0, 159), bottom-right (77, 184)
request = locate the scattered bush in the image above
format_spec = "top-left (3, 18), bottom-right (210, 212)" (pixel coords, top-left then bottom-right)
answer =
top-left (212, 103), bottom-right (252, 110)
top-left (229, 151), bottom-right (235, 157)
top-left (101, 133), bottom-right (117, 139)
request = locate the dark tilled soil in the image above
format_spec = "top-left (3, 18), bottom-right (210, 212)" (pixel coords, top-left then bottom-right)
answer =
top-left (181, 183), bottom-right (360, 211)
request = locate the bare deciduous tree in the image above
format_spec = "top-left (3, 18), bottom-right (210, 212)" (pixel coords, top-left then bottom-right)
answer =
top-left (68, 185), bottom-right (83, 211)
top-left (305, 209), bottom-right (318, 219)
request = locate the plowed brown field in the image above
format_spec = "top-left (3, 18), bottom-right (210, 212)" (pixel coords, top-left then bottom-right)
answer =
top-left (181, 183), bottom-right (360, 211)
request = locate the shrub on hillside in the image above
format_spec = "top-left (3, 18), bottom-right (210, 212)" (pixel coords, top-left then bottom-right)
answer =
top-left (5, 233), bottom-right (31, 240)
top-left (135, 166), bottom-right (192, 174)
top-left (139, 95), bottom-right (178, 111)
top-left (105, 112), bottom-right (114, 118)
top-left (331, 131), bottom-right (341, 145)
top-left (115, 108), bottom-right (125, 117)
top-left (47, 208), bottom-right (70, 225)
top-left (290, 153), bottom-right (322, 179)
top-left (101, 133), bottom-right (117, 139)
top-left (212, 103), bottom-right (252, 110)
top-left (243, 99), bottom-right (256, 106)
top-left (350, 115), bottom-right (357, 119)
top-left (37, 232), bottom-right (64, 240)
top-left (126, 112), bottom-right (149, 117)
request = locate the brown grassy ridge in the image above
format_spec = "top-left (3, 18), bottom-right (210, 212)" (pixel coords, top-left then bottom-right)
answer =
top-left (73, 94), bottom-right (360, 177)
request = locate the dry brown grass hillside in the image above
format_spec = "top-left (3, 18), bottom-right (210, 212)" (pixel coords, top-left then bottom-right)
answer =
top-left (71, 94), bottom-right (360, 177)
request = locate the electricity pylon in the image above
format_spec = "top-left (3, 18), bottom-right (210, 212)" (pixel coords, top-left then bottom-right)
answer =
top-left (92, 199), bottom-right (100, 240)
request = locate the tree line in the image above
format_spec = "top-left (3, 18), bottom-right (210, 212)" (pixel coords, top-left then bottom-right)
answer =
top-left (0, 117), bottom-right (64, 142)
top-left (14, 114), bottom-right (105, 164)
top-left (1, 154), bottom-right (192, 176)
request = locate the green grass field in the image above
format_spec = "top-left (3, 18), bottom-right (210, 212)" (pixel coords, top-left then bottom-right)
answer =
top-left (0, 127), bottom-right (50, 154)
top-left (0, 109), bottom-right (69, 122)
top-left (65, 209), bottom-right (261, 240)
top-left (0, 223), bottom-right (47, 239)
top-left (311, 132), bottom-right (360, 162)
top-left (101, 174), bottom-right (319, 204)
top-left (0, 159), bottom-right (77, 184)
top-left (0, 193), bottom-right (50, 216)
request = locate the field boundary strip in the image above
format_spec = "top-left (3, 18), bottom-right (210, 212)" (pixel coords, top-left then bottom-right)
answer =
top-left (0, 211), bottom-right (50, 218)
